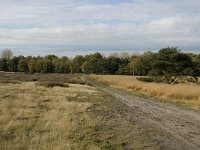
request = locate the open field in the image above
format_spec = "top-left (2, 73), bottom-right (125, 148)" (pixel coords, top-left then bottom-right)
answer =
top-left (0, 72), bottom-right (161, 149)
top-left (0, 82), bottom-right (97, 149)
top-left (90, 75), bottom-right (200, 109)
top-left (0, 72), bottom-right (200, 149)
top-left (0, 71), bottom-right (90, 85)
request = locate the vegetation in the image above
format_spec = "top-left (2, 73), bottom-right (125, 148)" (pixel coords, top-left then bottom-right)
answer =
top-left (36, 82), bottom-right (69, 88)
top-left (91, 75), bottom-right (200, 109)
top-left (1, 47), bottom-right (199, 83)
top-left (0, 73), bottom-right (160, 149)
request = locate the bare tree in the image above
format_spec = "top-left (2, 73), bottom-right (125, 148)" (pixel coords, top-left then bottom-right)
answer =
top-left (1, 49), bottom-right (13, 60)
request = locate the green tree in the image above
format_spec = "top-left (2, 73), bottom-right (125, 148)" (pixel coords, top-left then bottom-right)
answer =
top-left (82, 53), bottom-right (105, 74)
top-left (18, 58), bottom-right (28, 72)
top-left (28, 58), bottom-right (37, 73)
top-left (35, 58), bottom-right (44, 73)
top-left (9, 56), bottom-right (21, 72)
top-left (0, 59), bottom-right (9, 71)
top-left (56, 57), bottom-right (70, 73)
top-left (44, 55), bottom-right (59, 73)
top-left (150, 47), bottom-right (195, 82)
top-left (128, 57), bottom-right (144, 75)
top-left (71, 55), bottom-right (85, 73)
top-left (105, 56), bottom-right (121, 74)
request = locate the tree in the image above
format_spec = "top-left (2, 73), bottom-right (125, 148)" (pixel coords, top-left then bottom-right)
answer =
top-left (35, 58), bottom-right (44, 73)
top-left (116, 57), bottom-right (130, 75)
top-left (1, 49), bottom-right (13, 60)
top-left (55, 57), bottom-right (70, 73)
top-left (188, 53), bottom-right (200, 77)
top-left (71, 55), bottom-right (85, 73)
top-left (0, 49), bottom-right (13, 71)
top-left (150, 47), bottom-right (195, 83)
top-left (104, 56), bottom-right (122, 74)
top-left (9, 56), bottom-right (21, 72)
top-left (42, 59), bottom-right (52, 73)
top-left (18, 58), bottom-right (29, 72)
top-left (28, 58), bottom-right (37, 73)
top-left (44, 55), bottom-right (59, 73)
top-left (82, 53), bottom-right (105, 74)
top-left (0, 59), bottom-right (9, 71)
top-left (128, 57), bottom-right (144, 75)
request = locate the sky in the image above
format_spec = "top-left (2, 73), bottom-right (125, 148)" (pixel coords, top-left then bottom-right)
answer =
top-left (0, 0), bottom-right (199, 56)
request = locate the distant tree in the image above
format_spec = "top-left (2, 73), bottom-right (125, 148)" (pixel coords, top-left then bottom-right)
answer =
top-left (18, 58), bottom-right (28, 72)
top-left (56, 57), bottom-right (70, 73)
top-left (105, 56), bottom-right (122, 74)
top-left (0, 49), bottom-right (13, 71)
top-left (1, 49), bottom-right (13, 60)
top-left (128, 57), bottom-right (144, 75)
top-left (44, 55), bottom-right (59, 73)
top-left (188, 53), bottom-right (200, 77)
top-left (149, 47), bottom-right (195, 82)
top-left (0, 47), bottom-right (198, 78)
top-left (71, 55), bottom-right (85, 73)
top-left (117, 64), bottom-right (129, 75)
top-left (35, 58), bottom-right (44, 73)
top-left (28, 58), bottom-right (37, 73)
top-left (0, 59), bottom-right (9, 71)
top-left (141, 51), bottom-right (155, 75)
top-left (9, 56), bottom-right (21, 72)
top-left (82, 53), bottom-right (105, 74)
top-left (42, 59), bottom-right (52, 73)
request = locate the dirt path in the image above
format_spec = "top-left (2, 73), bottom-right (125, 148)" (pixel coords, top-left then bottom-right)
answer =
top-left (93, 81), bottom-right (200, 150)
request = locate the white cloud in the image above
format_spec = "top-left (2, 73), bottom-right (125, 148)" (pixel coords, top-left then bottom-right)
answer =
top-left (0, 0), bottom-right (200, 55)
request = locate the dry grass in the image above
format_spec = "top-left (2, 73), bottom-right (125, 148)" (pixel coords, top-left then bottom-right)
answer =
top-left (0, 72), bottom-right (90, 85)
top-left (90, 75), bottom-right (200, 109)
top-left (0, 72), bottom-right (166, 149)
top-left (0, 82), bottom-right (99, 150)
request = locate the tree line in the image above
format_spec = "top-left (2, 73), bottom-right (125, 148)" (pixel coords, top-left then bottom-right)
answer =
top-left (0, 47), bottom-right (200, 78)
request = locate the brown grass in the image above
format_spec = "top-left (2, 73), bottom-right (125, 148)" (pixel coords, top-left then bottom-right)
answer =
top-left (0, 82), bottom-right (100, 149)
top-left (0, 72), bottom-right (90, 85)
top-left (0, 73), bottom-right (161, 149)
top-left (90, 75), bottom-right (200, 109)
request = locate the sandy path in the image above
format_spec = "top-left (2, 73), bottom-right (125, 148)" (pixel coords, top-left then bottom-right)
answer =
top-left (94, 82), bottom-right (200, 150)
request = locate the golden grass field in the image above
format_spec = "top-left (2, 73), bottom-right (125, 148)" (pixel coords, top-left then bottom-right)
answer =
top-left (0, 72), bottom-right (160, 149)
top-left (90, 75), bottom-right (200, 109)
top-left (0, 82), bottom-right (100, 149)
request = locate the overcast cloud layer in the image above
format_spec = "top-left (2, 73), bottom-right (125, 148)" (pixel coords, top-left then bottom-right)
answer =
top-left (0, 0), bottom-right (199, 56)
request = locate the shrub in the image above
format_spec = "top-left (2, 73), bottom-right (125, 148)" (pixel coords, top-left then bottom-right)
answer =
top-left (137, 76), bottom-right (163, 83)
top-left (36, 82), bottom-right (69, 88)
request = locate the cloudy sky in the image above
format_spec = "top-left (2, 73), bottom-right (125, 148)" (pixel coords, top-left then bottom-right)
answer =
top-left (0, 0), bottom-right (199, 56)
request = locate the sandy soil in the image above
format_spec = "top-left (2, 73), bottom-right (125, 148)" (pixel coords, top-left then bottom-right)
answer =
top-left (93, 81), bottom-right (200, 150)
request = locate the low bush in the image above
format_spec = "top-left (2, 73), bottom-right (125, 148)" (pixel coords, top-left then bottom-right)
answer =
top-left (137, 76), bottom-right (163, 83)
top-left (36, 82), bottom-right (69, 88)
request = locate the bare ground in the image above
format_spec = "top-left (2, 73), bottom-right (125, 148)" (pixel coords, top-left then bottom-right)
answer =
top-left (91, 80), bottom-right (200, 150)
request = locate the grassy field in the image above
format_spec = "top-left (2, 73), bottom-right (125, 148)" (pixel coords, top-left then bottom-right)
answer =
top-left (0, 72), bottom-right (160, 150)
top-left (90, 75), bottom-right (200, 109)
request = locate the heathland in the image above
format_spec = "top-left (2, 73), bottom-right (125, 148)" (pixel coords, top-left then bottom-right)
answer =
top-left (90, 75), bottom-right (200, 109)
top-left (0, 72), bottom-right (160, 149)
top-left (0, 72), bottom-right (200, 149)
top-left (0, 47), bottom-right (200, 149)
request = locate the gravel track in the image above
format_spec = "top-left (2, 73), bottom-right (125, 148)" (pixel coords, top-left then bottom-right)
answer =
top-left (94, 82), bottom-right (200, 150)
